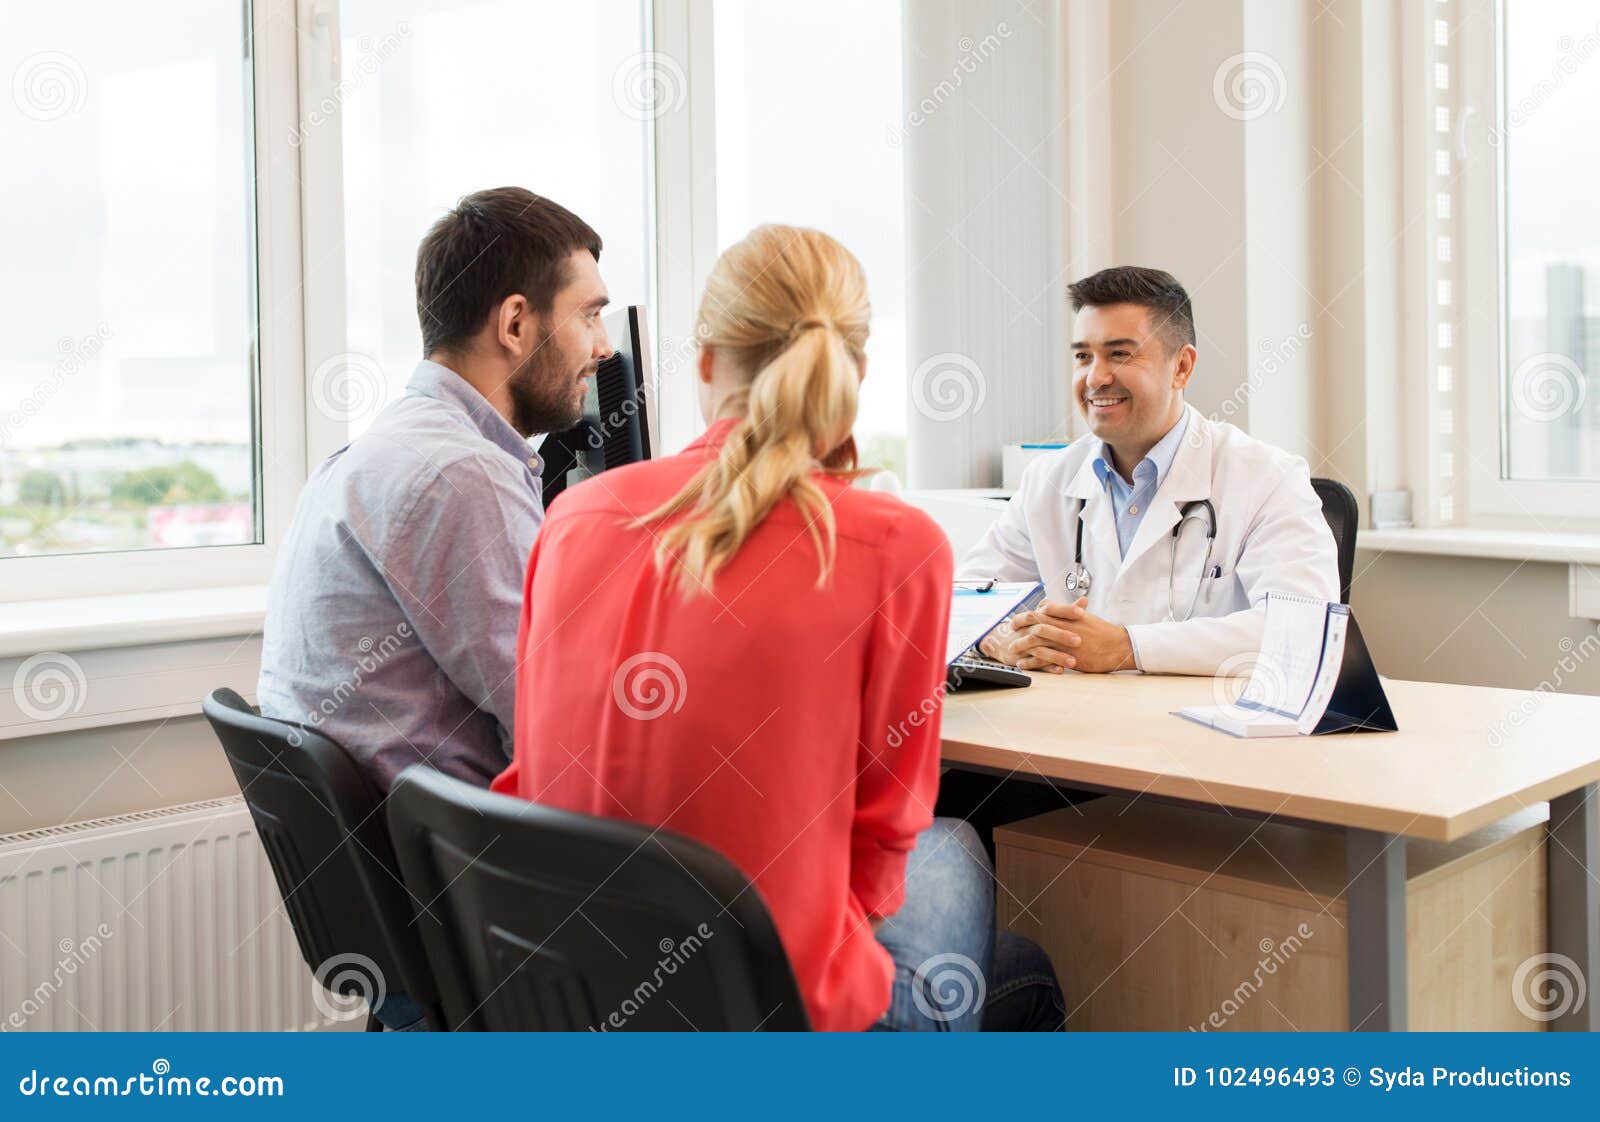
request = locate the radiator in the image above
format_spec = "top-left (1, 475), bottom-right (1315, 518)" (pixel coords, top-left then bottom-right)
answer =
top-left (0, 797), bottom-right (358, 1032)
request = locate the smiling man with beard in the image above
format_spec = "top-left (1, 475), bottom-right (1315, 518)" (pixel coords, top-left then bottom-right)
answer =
top-left (259, 187), bottom-right (612, 804)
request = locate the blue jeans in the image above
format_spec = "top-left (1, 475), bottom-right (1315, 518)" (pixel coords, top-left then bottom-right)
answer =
top-left (373, 991), bottom-right (427, 1031)
top-left (872, 818), bottom-right (1065, 1031)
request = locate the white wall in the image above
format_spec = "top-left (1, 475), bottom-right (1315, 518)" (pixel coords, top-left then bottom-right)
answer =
top-left (0, 717), bottom-right (238, 835)
top-left (1092, 0), bottom-right (1318, 451)
top-left (1103, 0), bottom-right (1251, 427)
top-left (1240, 0), bottom-right (1318, 457)
top-left (1353, 553), bottom-right (1600, 695)
top-left (903, 0), bottom-right (1069, 487)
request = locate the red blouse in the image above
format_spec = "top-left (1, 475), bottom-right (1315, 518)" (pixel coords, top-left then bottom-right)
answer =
top-left (492, 420), bottom-right (953, 1031)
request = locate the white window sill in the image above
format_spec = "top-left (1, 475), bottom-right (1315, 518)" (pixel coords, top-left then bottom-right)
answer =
top-left (0, 586), bottom-right (266, 741)
top-left (1356, 528), bottom-right (1600, 566)
top-left (0, 585), bottom-right (267, 660)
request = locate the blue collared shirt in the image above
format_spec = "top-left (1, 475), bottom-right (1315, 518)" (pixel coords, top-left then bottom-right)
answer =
top-left (1091, 410), bottom-right (1190, 558)
top-left (258, 360), bottom-right (545, 789)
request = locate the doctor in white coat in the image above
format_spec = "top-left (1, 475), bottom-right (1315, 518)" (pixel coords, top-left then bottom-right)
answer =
top-left (960, 266), bottom-right (1339, 676)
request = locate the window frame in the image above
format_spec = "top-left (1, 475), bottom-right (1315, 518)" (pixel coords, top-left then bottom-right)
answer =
top-left (1, 0), bottom-right (308, 603)
top-left (1458, 0), bottom-right (1600, 525)
top-left (299, 0), bottom-right (695, 461)
top-left (1, 0), bottom-right (729, 610)
top-left (651, 0), bottom-right (721, 456)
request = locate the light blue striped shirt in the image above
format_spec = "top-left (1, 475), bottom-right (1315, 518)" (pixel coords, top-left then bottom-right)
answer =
top-left (259, 361), bottom-right (545, 789)
top-left (1090, 411), bottom-right (1190, 558)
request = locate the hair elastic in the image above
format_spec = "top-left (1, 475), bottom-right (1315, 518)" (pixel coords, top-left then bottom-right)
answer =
top-left (790, 316), bottom-right (833, 337)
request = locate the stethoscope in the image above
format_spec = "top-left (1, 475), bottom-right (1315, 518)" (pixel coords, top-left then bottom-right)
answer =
top-left (1064, 497), bottom-right (1220, 622)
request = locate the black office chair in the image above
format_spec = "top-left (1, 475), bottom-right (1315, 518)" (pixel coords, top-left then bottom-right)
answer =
top-left (201, 689), bottom-right (442, 1031)
top-left (386, 765), bottom-right (810, 1031)
top-left (1310, 477), bottom-right (1359, 604)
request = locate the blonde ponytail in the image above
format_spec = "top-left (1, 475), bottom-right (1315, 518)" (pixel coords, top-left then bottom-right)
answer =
top-left (638, 225), bottom-right (870, 595)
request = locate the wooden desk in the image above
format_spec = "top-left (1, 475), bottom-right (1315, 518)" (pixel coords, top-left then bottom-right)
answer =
top-left (941, 673), bottom-right (1600, 1031)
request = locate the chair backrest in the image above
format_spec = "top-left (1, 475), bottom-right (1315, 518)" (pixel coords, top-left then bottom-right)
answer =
top-left (386, 765), bottom-right (810, 1031)
top-left (1310, 476), bottom-right (1359, 604)
top-left (201, 688), bottom-right (441, 1026)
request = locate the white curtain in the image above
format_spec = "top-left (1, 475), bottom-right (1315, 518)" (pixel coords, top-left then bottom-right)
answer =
top-left (903, 0), bottom-right (1069, 488)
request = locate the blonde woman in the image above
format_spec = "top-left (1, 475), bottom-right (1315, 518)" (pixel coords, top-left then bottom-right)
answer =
top-left (493, 225), bottom-right (1062, 1031)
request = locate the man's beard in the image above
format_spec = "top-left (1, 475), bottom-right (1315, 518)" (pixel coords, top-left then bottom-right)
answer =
top-left (507, 331), bottom-right (590, 437)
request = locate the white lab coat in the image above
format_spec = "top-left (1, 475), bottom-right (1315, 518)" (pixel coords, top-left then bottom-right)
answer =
top-left (958, 405), bottom-right (1339, 675)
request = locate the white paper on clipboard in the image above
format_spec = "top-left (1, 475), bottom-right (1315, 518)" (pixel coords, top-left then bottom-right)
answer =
top-left (946, 582), bottom-right (1046, 663)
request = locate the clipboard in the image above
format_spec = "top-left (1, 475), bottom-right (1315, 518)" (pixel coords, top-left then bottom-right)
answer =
top-left (945, 581), bottom-right (1046, 691)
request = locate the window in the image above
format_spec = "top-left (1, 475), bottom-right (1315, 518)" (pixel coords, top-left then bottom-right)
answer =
top-left (1501, 0), bottom-right (1599, 482)
top-left (0, 2), bottom-right (259, 560)
top-left (712, 0), bottom-right (907, 480)
top-left (0, 0), bottom-right (899, 612)
top-left (333, 0), bottom-right (654, 438)
top-left (1444, 0), bottom-right (1600, 523)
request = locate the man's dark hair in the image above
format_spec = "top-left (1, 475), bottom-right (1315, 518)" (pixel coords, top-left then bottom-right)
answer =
top-left (415, 187), bottom-right (602, 356)
top-left (1067, 266), bottom-right (1196, 353)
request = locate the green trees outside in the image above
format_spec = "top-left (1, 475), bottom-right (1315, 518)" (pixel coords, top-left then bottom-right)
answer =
top-left (17, 469), bottom-right (68, 506)
top-left (108, 461), bottom-right (227, 506)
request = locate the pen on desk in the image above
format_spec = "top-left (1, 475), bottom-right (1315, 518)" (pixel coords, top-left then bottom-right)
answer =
top-left (953, 578), bottom-right (997, 592)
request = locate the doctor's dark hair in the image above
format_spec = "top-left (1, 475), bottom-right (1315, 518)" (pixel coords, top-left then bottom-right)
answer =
top-left (1068, 266), bottom-right (1196, 354)
top-left (415, 187), bottom-right (602, 356)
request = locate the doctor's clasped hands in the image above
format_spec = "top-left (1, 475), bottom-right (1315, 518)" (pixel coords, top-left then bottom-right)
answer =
top-left (983, 597), bottom-right (1136, 674)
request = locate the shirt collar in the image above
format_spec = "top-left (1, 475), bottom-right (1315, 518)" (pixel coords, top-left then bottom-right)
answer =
top-left (405, 360), bottom-right (542, 472)
top-left (1091, 408), bottom-right (1191, 492)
